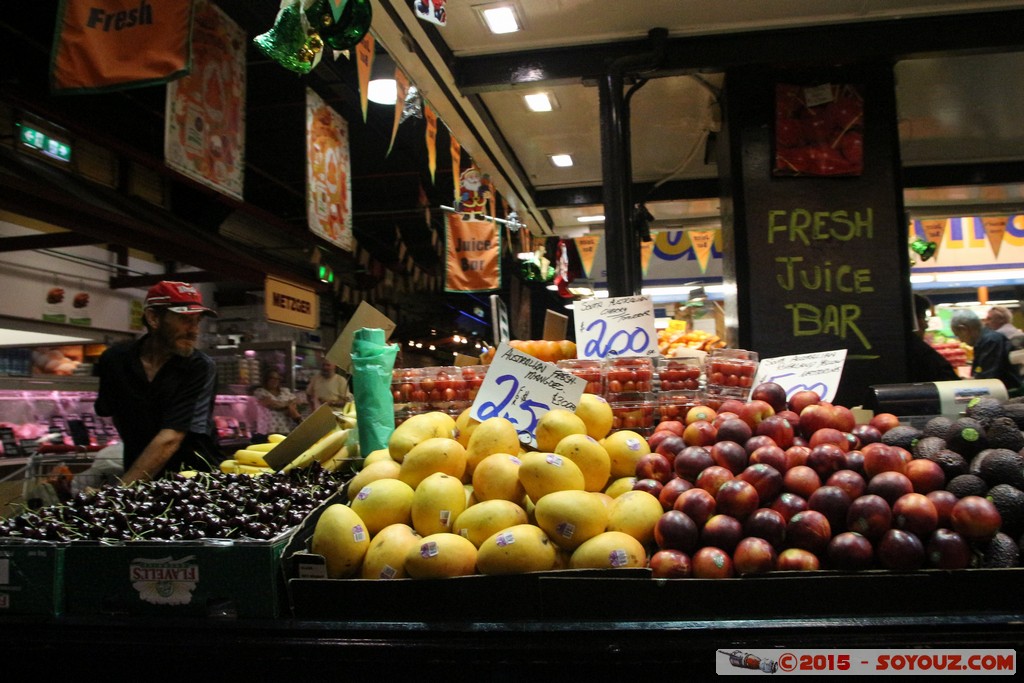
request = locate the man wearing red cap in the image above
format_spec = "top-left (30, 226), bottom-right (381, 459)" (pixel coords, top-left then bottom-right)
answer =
top-left (95, 281), bottom-right (221, 484)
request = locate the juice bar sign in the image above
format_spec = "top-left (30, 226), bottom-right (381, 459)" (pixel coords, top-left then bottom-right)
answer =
top-left (767, 207), bottom-right (876, 355)
top-left (265, 276), bottom-right (319, 331)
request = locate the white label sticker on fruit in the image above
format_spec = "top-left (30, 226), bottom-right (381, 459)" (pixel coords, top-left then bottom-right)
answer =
top-left (752, 349), bottom-right (847, 404)
top-left (556, 522), bottom-right (576, 539)
top-left (439, 510), bottom-right (451, 526)
top-left (380, 564), bottom-right (397, 580)
top-left (573, 295), bottom-right (658, 359)
top-left (545, 454), bottom-right (564, 467)
top-left (470, 342), bottom-right (586, 448)
top-left (420, 541), bottom-right (439, 558)
top-left (496, 531), bottom-right (516, 547)
top-left (803, 83), bottom-right (834, 108)
top-left (352, 524), bottom-right (367, 543)
top-left (356, 488), bottom-right (370, 500)
top-left (608, 549), bottom-right (629, 568)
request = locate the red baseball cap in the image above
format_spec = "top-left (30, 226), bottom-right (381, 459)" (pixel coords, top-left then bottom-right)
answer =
top-left (144, 281), bottom-right (217, 317)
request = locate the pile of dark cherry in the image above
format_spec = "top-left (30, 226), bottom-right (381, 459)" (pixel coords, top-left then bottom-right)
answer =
top-left (0, 464), bottom-right (346, 542)
top-left (638, 383), bottom-right (1024, 578)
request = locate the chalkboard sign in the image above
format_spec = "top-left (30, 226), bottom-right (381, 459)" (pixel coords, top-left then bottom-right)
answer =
top-left (721, 65), bottom-right (912, 407)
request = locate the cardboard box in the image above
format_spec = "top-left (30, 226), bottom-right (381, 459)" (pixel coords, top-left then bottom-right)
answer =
top-left (0, 541), bottom-right (65, 616)
top-left (63, 535), bottom-right (292, 619)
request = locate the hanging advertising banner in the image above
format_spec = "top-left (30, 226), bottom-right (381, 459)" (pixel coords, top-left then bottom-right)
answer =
top-left (588, 227), bottom-right (725, 286)
top-left (640, 239), bottom-right (655, 277)
top-left (164, 0), bottom-right (245, 200)
top-left (414, 0), bottom-right (447, 27)
top-left (306, 88), bottom-right (353, 252)
top-left (356, 32), bottom-right (374, 122)
top-left (445, 214), bottom-right (500, 292)
top-left (450, 131), bottom-right (462, 200)
top-left (51, 0), bottom-right (194, 94)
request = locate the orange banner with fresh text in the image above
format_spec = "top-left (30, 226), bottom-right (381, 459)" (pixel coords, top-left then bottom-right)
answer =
top-left (51, 0), bottom-right (193, 94)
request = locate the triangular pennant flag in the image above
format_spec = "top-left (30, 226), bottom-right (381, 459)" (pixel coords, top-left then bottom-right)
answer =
top-left (982, 216), bottom-right (1008, 258)
top-left (356, 32), bottom-right (374, 122)
top-left (424, 104), bottom-right (438, 184)
top-left (689, 229), bottom-right (717, 274)
top-left (640, 239), bottom-right (655, 277)
top-left (574, 235), bottom-right (601, 279)
top-left (450, 131), bottom-right (462, 201)
top-left (386, 68), bottom-right (410, 157)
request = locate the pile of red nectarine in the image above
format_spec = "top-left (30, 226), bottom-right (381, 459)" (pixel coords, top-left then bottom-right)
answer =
top-left (635, 382), bottom-right (1009, 578)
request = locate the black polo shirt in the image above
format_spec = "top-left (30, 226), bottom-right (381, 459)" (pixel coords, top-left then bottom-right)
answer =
top-left (95, 336), bottom-right (220, 474)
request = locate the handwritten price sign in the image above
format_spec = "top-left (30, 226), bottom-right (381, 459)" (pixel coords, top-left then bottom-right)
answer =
top-left (752, 349), bottom-right (848, 403)
top-left (573, 295), bottom-right (658, 359)
top-left (470, 342), bottom-right (586, 447)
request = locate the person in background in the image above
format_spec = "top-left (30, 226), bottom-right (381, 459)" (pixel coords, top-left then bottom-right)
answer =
top-left (306, 359), bottom-right (353, 410)
top-left (984, 306), bottom-right (1024, 340)
top-left (950, 308), bottom-right (1022, 393)
top-left (95, 281), bottom-right (221, 484)
top-left (252, 368), bottom-right (301, 441)
top-left (907, 294), bottom-right (960, 383)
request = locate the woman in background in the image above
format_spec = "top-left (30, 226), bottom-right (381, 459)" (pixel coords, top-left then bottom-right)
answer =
top-left (252, 368), bottom-right (301, 442)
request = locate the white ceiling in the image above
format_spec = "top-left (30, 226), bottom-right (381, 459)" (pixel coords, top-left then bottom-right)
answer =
top-left (372, 0), bottom-right (1024, 236)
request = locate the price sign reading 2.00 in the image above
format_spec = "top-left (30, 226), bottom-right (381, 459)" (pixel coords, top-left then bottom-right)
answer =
top-left (469, 343), bottom-right (586, 447)
top-left (573, 295), bottom-right (658, 360)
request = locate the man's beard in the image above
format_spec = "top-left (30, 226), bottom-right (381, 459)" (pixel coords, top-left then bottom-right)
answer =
top-left (157, 326), bottom-right (196, 357)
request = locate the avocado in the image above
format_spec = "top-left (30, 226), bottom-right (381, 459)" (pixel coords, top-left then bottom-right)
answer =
top-left (913, 435), bottom-right (947, 460)
top-left (987, 484), bottom-right (1024, 538)
top-left (881, 425), bottom-right (923, 451)
top-left (1000, 402), bottom-right (1024, 430)
top-left (964, 396), bottom-right (1005, 428)
top-left (924, 449), bottom-right (968, 480)
top-left (946, 473), bottom-right (989, 499)
top-left (986, 416), bottom-right (1024, 452)
top-left (946, 418), bottom-right (988, 459)
top-left (975, 448), bottom-right (1024, 489)
top-left (981, 532), bottom-right (1020, 568)
top-left (923, 415), bottom-right (957, 441)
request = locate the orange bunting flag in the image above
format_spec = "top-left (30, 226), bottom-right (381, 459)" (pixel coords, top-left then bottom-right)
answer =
top-left (424, 103), bottom-right (438, 184)
top-left (574, 235), bottom-right (601, 279)
top-left (51, 0), bottom-right (193, 94)
top-left (387, 68), bottom-right (410, 157)
top-left (918, 219), bottom-right (948, 261)
top-left (981, 216), bottom-right (1008, 258)
top-left (688, 229), bottom-right (717, 274)
top-left (445, 214), bottom-right (500, 292)
top-left (356, 32), bottom-right (374, 122)
top-left (450, 132), bottom-right (462, 201)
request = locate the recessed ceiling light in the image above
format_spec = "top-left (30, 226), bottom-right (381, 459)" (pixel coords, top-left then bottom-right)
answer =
top-left (476, 4), bottom-right (522, 34)
top-left (549, 154), bottom-right (573, 168)
top-left (577, 215), bottom-right (605, 223)
top-left (524, 92), bottom-right (556, 112)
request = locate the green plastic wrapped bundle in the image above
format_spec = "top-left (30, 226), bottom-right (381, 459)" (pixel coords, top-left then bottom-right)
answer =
top-left (351, 327), bottom-right (399, 454)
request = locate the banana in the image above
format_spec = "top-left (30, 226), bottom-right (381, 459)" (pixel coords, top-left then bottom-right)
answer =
top-left (281, 451), bottom-right (316, 473)
top-left (246, 442), bottom-right (277, 453)
top-left (220, 459), bottom-right (239, 473)
top-left (300, 428), bottom-right (350, 465)
top-left (267, 433), bottom-right (287, 444)
top-left (234, 449), bottom-right (271, 468)
top-left (321, 445), bottom-right (358, 473)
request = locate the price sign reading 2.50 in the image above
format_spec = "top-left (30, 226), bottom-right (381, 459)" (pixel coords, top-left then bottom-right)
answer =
top-left (475, 374), bottom-right (548, 441)
top-left (469, 343), bottom-right (587, 447)
top-left (574, 295), bottom-right (658, 360)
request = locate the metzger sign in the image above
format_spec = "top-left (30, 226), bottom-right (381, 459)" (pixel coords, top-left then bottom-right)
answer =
top-left (265, 276), bottom-right (319, 330)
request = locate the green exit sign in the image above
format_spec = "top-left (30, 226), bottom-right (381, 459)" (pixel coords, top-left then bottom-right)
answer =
top-left (18, 123), bottom-right (72, 163)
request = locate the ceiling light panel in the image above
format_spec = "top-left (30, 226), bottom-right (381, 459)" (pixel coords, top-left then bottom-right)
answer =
top-left (475, 3), bottom-right (523, 34)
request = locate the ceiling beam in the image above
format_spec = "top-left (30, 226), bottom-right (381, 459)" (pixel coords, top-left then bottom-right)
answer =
top-left (0, 231), bottom-right (102, 252)
top-left (453, 9), bottom-right (1024, 93)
